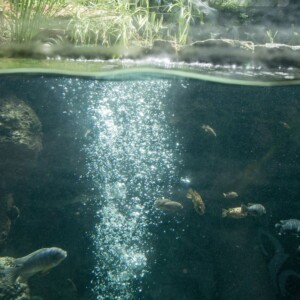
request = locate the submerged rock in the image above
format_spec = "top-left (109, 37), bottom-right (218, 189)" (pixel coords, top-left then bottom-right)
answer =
top-left (0, 194), bottom-right (17, 250)
top-left (0, 257), bottom-right (31, 300)
top-left (0, 95), bottom-right (42, 184)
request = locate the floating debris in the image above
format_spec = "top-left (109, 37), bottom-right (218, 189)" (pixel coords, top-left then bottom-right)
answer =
top-left (222, 206), bottom-right (247, 219)
top-left (154, 198), bottom-right (183, 212)
top-left (241, 203), bottom-right (266, 217)
top-left (275, 219), bottom-right (300, 235)
top-left (201, 124), bottom-right (217, 137)
top-left (67, 278), bottom-right (78, 293)
top-left (186, 188), bottom-right (205, 215)
top-left (3, 247), bottom-right (67, 284)
top-left (223, 191), bottom-right (239, 199)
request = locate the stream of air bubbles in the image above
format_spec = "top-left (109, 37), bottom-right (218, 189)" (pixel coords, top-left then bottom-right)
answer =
top-left (83, 79), bottom-right (179, 299)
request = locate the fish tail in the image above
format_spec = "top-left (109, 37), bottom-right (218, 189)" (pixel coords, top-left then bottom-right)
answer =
top-left (186, 188), bottom-right (193, 199)
top-left (241, 204), bottom-right (247, 213)
top-left (3, 267), bottom-right (20, 285)
top-left (221, 209), bottom-right (228, 218)
top-left (222, 193), bottom-right (226, 198)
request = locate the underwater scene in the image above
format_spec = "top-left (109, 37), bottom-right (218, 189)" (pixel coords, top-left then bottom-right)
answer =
top-left (0, 72), bottom-right (299, 300)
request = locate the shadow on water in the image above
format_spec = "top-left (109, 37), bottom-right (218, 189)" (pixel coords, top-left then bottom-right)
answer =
top-left (0, 74), bottom-right (299, 300)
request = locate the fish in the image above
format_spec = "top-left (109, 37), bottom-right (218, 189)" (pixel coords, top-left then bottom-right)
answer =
top-left (223, 191), bottom-right (239, 199)
top-left (275, 219), bottom-right (300, 235)
top-left (201, 124), bottom-right (217, 137)
top-left (154, 198), bottom-right (183, 212)
top-left (279, 121), bottom-right (290, 129)
top-left (4, 247), bottom-right (67, 284)
top-left (241, 203), bottom-right (266, 216)
top-left (186, 188), bottom-right (205, 215)
top-left (222, 207), bottom-right (247, 219)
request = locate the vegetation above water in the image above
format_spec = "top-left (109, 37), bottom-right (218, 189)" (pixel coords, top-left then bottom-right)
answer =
top-left (0, 0), bottom-right (300, 61)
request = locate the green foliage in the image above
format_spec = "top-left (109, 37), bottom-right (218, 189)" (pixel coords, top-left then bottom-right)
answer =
top-left (1, 0), bottom-right (207, 48)
top-left (66, 0), bottom-right (167, 47)
top-left (7, 0), bottom-right (63, 43)
top-left (2, 0), bottom-right (295, 51)
top-left (165, 0), bottom-right (204, 46)
top-left (209, 0), bottom-right (249, 11)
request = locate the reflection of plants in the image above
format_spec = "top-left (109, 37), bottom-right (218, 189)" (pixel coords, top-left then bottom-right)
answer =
top-left (7, 0), bottom-right (62, 43)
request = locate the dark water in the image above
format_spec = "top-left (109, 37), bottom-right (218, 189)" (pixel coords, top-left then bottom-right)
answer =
top-left (0, 74), bottom-right (299, 300)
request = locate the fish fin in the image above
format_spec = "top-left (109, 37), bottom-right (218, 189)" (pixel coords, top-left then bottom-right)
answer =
top-left (3, 267), bottom-right (20, 285)
top-left (221, 209), bottom-right (227, 218)
top-left (186, 188), bottom-right (194, 199)
top-left (247, 203), bottom-right (255, 206)
top-left (241, 204), bottom-right (247, 213)
top-left (14, 248), bottom-right (47, 265)
top-left (18, 272), bottom-right (35, 283)
top-left (222, 193), bottom-right (226, 197)
top-left (39, 270), bottom-right (50, 277)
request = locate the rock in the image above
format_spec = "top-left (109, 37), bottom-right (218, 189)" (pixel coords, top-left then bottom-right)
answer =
top-left (0, 257), bottom-right (31, 300)
top-left (0, 193), bottom-right (19, 250)
top-left (0, 95), bottom-right (42, 185)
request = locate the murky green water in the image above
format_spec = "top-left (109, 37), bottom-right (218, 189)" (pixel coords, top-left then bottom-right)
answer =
top-left (0, 64), bottom-right (299, 300)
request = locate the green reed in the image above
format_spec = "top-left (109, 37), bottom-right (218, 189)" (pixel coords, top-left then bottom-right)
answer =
top-left (2, 0), bottom-right (208, 48)
top-left (7, 0), bottom-right (62, 43)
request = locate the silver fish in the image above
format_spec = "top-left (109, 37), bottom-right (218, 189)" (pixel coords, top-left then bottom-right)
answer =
top-left (275, 219), bottom-right (300, 235)
top-left (155, 198), bottom-right (183, 212)
top-left (4, 247), bottom-right (67, 284)
top-left (241, 203), bottom-right (266, 216)
top-left (201, 124), bottom-right (217, 137)
top-left (223, 191), bottom-right (239, 199)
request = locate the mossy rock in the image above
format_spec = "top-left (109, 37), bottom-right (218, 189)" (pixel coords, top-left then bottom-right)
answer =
top-left (0, 95), bottom-right (43, 184)
top-left (0, 257), bottom-right (31, 300)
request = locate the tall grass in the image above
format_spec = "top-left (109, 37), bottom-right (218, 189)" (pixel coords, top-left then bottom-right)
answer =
top-left (67, 0), bottom-right (166, 47)
top-left (7, 0), bottom-right (63, 43)
top-left (2, 0), bottom-right (208, 48)
top-left (67, 0), bottom-right (203, 47)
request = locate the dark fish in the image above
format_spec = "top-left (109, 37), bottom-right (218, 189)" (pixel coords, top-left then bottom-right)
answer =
top-left (186, 188), bottom-right (205, 215)
top-left (241, 203), bottom-right (266, 216)
top-left (4, 247), bottom-right (67, 284)
top-left (275, 219), bottom-right (300, 235)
